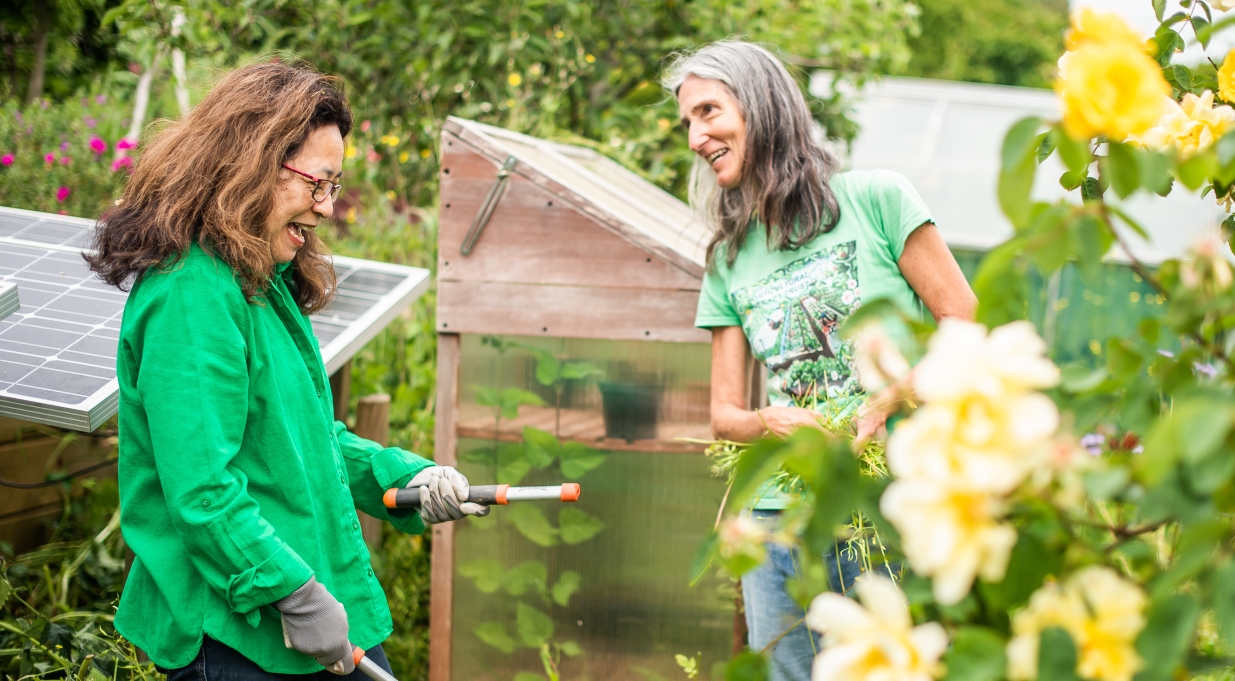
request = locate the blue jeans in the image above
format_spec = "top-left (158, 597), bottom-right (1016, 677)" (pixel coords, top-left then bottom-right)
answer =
top-left (159, 636), bottom-right (392, 681)
top-left (741, 509), bottom-right (863, 681)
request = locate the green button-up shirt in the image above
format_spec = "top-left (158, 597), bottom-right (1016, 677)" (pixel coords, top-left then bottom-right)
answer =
top-left (114, 245), bottom-right (433, 673)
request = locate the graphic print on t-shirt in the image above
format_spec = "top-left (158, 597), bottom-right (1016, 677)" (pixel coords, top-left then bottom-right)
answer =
top-left (730, 241), bottom-right (861, 407)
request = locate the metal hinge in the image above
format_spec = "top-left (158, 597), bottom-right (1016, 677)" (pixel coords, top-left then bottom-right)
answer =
top-left (460, 155), bottom-right (518, 256)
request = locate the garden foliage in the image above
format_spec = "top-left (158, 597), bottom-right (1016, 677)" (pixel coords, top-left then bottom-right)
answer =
top-left (703, 3), bottom-right (1235, 681)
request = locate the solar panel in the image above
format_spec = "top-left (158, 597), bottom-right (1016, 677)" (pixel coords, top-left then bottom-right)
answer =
top-left (0, 206), bottom-right (430, 432)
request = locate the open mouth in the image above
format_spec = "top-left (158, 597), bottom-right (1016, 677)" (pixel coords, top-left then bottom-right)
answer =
top-left (706, 148), bottom-right (729, 164)
top-left (286, 222), bottom-right (311, 249)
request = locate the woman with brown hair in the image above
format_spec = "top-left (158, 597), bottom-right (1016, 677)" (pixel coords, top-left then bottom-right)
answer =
top-left (89, 61), bottom-right (487, 681)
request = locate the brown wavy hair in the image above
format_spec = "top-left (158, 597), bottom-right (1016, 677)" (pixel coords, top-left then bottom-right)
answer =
top-left (86, 60), bottom-right (352, 314)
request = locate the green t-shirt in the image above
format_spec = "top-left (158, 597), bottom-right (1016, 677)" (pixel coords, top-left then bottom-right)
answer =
top-left (695, 169), bottom-right (932, 508)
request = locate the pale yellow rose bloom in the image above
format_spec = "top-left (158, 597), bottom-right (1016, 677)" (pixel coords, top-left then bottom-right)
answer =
top-left (1134, 91), bottom-right (1235, 158)
top-left (1064, 8), bottom-right (1149, 52)
top-left (851, 323), bottom-right (911, 393)
top-left (913, 320), bottom-right (1059, 406)
top-left (880, 477), bottom-right (1018, 605)
top-left (1180, 234), bottom-right (1234, 294)
top-left (716, 515), bottom-right (768, 564)
top-left (1007, 566), bottom-right (1146, 681)
top-left (1215, 0), bottom-right (1235, 10)
top-left (1056, 40), bottom-right (1171, 141)
top-left (805, 575), bottom-right (948, 681)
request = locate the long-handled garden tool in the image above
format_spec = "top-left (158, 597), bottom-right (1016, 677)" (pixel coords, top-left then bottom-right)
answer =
top-left (382, 483), bottom-right (581, 510)
top-left (358, 484), bottom-right (582, 681)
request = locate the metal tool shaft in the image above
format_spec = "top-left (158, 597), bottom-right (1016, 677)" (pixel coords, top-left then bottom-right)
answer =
top-left (383, 483), bottom-right (581, 509)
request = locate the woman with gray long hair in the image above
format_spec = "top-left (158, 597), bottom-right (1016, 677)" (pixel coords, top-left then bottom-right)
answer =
top-left (664, 41), bottom-right (976, 681)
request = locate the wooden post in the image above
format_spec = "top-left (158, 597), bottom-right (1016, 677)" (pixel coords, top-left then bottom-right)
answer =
top-left (330, 359), bottom-right (352, 423)
top-left (429, 333), bottom-right (461, 681)
top-left (354, 394), bottom-right (391, 549)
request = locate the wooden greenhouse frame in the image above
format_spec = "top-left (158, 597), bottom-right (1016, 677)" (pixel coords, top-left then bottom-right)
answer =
top-left (430, 118), bottom-right (763, 681)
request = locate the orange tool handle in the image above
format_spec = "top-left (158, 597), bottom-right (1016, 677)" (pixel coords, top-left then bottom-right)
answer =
top-left (353, 646), bottom-right (398, 681)
top-left (383, 483), bottom-right (581, 509)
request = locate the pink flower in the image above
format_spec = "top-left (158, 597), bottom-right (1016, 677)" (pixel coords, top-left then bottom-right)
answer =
top-left (111, 157), bottom-right (132, 172)
top-left (60, 156), bottom-right (71, 166)
top-left (89, 137), bottom-right (107, 154)
top-left (366, 148), bottom-right (381, 162)
top-left (59, 141), bottom-right (70, 152)
top-left (360, 120), bottom-right (371, 132)
top-left (44, 153), bottom-right (55, 164)
top-left (95, 94), bottom-right (107, 105)
top-left (116, 138), bottom-right (137, 151)
top-left (56, 186), bottom-right (70, 202)
top-left (0, 154), bottom-right (12, 166)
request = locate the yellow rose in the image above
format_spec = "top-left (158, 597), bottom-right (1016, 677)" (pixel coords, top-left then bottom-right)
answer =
top-left (1007, 567), bottom-right (1145, 681)
top-left (507, 73), bottom-right (522, 87)
top-left (1220, 50), bottom-right (1235, 103)
top-left (1056, 40), bottom-right (1170, 141)
top-left (1065, 8), bottom-right (1149, 52)
top-left (806, 576), bottom-right (948, 681)
top-left (880, 477), bottom-right (1018, 605)
top-left (1134, 90), bottom-right (1235, 158)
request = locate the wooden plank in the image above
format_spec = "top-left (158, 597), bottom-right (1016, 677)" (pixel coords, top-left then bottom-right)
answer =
top-left (429, 333), bottom-right (460, 681)
top-left (440, 128), bottom-right (706, 279)
top-left (437, 280), bottom-right (711, 343)
top-left (329, 360), bottom-right (352, 423)
top-left (439, 157), bottom-right (701, 291)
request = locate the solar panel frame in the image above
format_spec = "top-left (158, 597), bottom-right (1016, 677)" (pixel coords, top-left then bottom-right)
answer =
top-left (0, 206), bottom-right (430, 432)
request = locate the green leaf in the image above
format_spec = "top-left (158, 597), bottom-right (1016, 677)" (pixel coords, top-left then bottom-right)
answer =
top-left (1036, 627), bottom-right (1080, 681)
top-left (523, 427), bottom-right (560, 469)
top-left (943, 627), bottom-right (1006, 681)
top-left (1172, 64), bottom-right (1194, 91)
top-left (514, 673), bottom-right (545, 681)
top-left (1103, 143), bottom-right (1141, 199)
top-left (1081, 176), bottom-right (1105, 202)
top-left (1139, 397), bottom-right (1234, 484)
top-left (500, 388), bottom-right (546, 420)
top-left (1083, 467), bottom-right (1131, 501)
top-left (1138, 150), bottom-right (1174, 196)
top-left (559, 442), bottom-right (606, 478)
top-left (1193, 16), bottom-right (1213, 48)
top-left (498, 443), bottom-right (533, 485)
top-left (559, 641), bottom-right (582, 657)
top-left (516, 602), bottom-right (555, 648)
top-left (559, 507), bottom-right (605, 544)
top-left (1059, 169), bottom-right (1087, 191)
top-left (475, 621), bottom-right (517, 653)
top-left (460, 558), bottom-right (505, 593)
top-left (1060, 364), bottom-right (1107, 392)
top-left (724, 651), bottom-right (768, 681)
top-left (560, 361), bottom-right (603, 380)
top-left (1213, 559), bottom-right (1235, 650)
top-left (508, 505), bottom-right (559, 546)
top-left (1036, 134), bottom-right (1057, 164)
top-left (1176, 151), bottom-right (1219, 191)
top-left (1074, 215), bottom-right (1114, 280)
top-left (551, 570), bottom-right (582, 606)
top-left (502, 561), bottom-right (548, 596)
top-left (534, 351), bottom-right (561, 386)
top-left (1135, 593), bottom-right (1201, 681)
top-left (1154, 0), bottom-right (1166, 20)
top-left (1052, 126), bottom-right (1093, 173)
top-left (999, 118), bottom-right (1044, 227)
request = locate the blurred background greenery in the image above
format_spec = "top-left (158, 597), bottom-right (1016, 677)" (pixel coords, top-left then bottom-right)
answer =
top-left (0, 0), bottom-right (1069, 679)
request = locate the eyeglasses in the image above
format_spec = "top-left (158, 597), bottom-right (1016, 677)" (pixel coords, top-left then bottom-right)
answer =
top-left (281, 164), bottom-right (343, 202)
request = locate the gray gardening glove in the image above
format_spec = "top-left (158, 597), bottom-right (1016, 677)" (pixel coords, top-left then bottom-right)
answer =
top-left (274, 577), bottom-right (355, 675)
top-left (406, 466), bottom-right (491, 524)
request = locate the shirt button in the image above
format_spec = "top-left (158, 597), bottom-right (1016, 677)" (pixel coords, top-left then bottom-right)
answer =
top-left (366, 568), bottom-right (373, 577)
top-left (316, 389), bottom-right (322, 397)
top-left (339, 474), bottom-right (346, 483)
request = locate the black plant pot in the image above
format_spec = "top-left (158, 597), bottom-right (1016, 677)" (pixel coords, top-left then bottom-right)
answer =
top-left (598, 380), bottom-right (659, 443)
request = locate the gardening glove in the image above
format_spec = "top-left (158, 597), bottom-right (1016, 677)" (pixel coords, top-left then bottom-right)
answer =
top-left (274, 577), bottom-right (355, 675)
top-left (406, 465), bottom-right (491, 524)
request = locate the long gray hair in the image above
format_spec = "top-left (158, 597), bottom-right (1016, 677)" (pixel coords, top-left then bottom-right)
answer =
top-left (663, 41), bottom-right (841, 269)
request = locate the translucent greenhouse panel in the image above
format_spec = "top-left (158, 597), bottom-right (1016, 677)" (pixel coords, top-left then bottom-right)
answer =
top-left (951, 250), bottom-right (1165, 364)
top-left (452, 335), bottom-right (733, 681)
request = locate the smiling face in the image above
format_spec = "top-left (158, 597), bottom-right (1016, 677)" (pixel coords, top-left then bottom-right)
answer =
top-left (267, 125), bottom-right (345, 263)
top-left (677, 74), bottom-right (747, 189)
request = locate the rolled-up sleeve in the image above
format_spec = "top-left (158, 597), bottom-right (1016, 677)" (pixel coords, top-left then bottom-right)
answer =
top-left (133, 268), bottom-right (312, 618)
top-left (335, 423), bottom-right (435, 535)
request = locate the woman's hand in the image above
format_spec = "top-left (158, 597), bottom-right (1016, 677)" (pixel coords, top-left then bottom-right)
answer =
top-left (755, 405), bottom-right (826, 439)
top-left (406, 466), bottom-right (491, 524)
